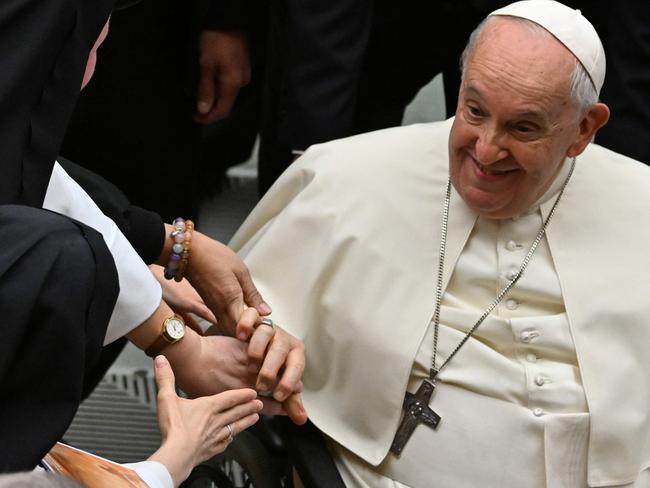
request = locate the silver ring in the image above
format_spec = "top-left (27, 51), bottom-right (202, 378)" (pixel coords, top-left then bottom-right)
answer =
top-left (226, 423), bottom-right (234, 443)
top-left (260, 318), bottom-right (274, 329)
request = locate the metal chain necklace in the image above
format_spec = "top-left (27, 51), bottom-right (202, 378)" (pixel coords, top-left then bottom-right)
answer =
top-left (390, 157), bottom-right (576, 456)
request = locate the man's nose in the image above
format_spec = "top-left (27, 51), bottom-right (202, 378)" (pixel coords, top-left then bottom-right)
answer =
top-left (475, 126), bottom-right (508, 164)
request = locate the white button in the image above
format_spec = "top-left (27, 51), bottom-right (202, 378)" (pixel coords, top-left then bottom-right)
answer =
top-left (535, 375), bottom-right (546, 386)
top-left (520, 330), bottom-right (539, 343)
top-left (533, 408), bottom-right (544, 417)
top-left (506, 268), bottom-right (519, 281)
top-left (505, 299), bottom-right (518, 310)
top-left (505, 240), bottom-right (519, 251)
top-left (526, 353), bottom-right (537, 363)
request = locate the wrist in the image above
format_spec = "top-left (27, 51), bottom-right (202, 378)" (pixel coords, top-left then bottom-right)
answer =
top-left (127, 302), bottom-right (198, 360)
top-left (149, 444), bottom-right (195, 488)
top-left (183, 230), bottom-right (209, 286)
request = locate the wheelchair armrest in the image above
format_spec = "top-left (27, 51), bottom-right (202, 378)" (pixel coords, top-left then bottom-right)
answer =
top-left (276, 417), bottom-right (346, 488)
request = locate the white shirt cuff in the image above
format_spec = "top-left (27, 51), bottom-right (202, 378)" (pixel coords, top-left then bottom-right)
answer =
top-left (43, 161), bottom-right (162, 344)
top-left (124, 461), bottom-right (173, 488)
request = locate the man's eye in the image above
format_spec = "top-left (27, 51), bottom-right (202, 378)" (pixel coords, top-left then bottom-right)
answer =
top-left (514, 125), bottom-right (535, 134)
top-left (467, 105), bottom-right (482, 117)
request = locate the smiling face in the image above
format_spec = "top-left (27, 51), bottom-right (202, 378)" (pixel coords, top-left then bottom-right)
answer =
top-left (449, 18), bottom-right (590, 219)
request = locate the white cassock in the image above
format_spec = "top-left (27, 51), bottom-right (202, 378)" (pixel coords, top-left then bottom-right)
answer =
top-left (231, 118), bottom-right (650, 487)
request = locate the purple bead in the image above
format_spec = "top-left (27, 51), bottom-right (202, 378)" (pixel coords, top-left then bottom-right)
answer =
top-left (174, 232), bottom-right (185, 243)
top-left (170, 253), bottom-right (181, 262)
top-left (172, 218), bottom-right (186, 231)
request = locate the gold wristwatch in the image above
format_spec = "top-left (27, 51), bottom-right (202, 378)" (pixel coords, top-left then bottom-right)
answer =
top-left (145, 314), bottom-right (186, 358)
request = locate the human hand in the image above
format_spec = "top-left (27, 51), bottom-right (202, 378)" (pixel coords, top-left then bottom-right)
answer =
top-left (149, 355), bottom-right (263, 487)
top-left (150, 264), bottom-right (217, 331)
top-left (195, 29), bottom-right (250, 124)
top-left (185, 230), bottom-right (271, 336)
top-left (169, 328), bottom-right (307, 426)
top-left (238, 309), bottom-right (308, 425)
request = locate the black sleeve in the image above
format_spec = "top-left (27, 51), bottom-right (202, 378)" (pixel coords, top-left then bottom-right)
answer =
top-left (57, 157), bottom-right (166, 265)
top-left (201, 0), bottom-right (250, 31)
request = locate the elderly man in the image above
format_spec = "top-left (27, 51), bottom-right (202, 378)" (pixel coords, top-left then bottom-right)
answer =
top-left (231, 0), bottom-right (650, 486)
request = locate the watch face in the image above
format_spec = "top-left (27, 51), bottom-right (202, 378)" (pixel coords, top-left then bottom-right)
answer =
top-left (165, 317), bottom-right (185, 340)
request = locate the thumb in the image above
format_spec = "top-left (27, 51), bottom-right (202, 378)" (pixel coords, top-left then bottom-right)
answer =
top-left (238, 267), bottom-right (271, 316)
top-left (154, 355), bottom-right (176, 394)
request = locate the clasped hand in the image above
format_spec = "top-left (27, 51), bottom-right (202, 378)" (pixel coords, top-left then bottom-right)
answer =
top-left (153, 230), bottom-right (307, 425)
top-left (172, 311), bottom-right (307, 426)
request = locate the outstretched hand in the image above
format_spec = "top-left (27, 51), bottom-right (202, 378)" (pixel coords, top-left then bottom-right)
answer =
top-left (149, 355), bottom-right (263, 487)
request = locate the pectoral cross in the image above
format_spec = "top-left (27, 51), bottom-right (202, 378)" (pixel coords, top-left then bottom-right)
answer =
top-left (389, 377), bottom-right (441, 456)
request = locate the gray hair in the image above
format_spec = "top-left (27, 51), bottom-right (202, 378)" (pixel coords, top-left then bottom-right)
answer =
top-left (460, 16), bottom-right (598, 113)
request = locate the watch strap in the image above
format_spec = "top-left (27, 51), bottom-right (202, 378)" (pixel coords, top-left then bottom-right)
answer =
top-left (144, 314), bottom-right (185, 358)
top-left (145, 334), bottom-right (173, 358)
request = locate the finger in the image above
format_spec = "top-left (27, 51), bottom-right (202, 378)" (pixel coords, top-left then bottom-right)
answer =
top-left (259, 397), bottom-right (286, 416)
top-left (223, 292), bottom-right (247, 338)
top-left (180, 313), bottom-right (203, 335)
top-left (192, 303), bottom-right (217, 325)
top-left (215, 423), bottom-right (235, 445)
top-left (210, 388), bottom-right (258, 411)
top-left (235, 307), bottom-right (260, 342)
top-left (204, 80), bottom-right (238, 122)
top-left (256, 336), bottom-right (290, 392)
top-left (153, 355), bottom-right (176, 395)
top-left (236, 266), bottom-right (271, 316)
top-left (273, 346), bottom-right (305, 402)
top-left (229, 411), bottom-right (260, 437)
top-left (196, 66), bottom-right (216, 116)
top-left (213, 399), bottom-right (264, 429)
top-left (284, 393), bottom-right (308, 426)
top-left (207, 412), bottom-right (260, 460)
top-left (247, 324), bottom-right (275, 373)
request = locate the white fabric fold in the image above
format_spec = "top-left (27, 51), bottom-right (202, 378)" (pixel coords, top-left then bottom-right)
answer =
top-left (43, 161), bottom-right (161, 344)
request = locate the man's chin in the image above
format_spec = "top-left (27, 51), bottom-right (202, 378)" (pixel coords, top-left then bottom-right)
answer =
top-left (461, 189), bottom-right (517, 219)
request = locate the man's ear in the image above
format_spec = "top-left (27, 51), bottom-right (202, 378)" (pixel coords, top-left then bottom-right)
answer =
top-left (567, 102), bottom-right (610, 157)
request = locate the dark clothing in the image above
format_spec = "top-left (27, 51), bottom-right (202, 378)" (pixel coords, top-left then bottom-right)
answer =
top-left (61, 0), bottom-right (202, 221)
top-left (0, 0), bottom-right (113, 207)
top-left (257, 1), bottom-right (483, 195)
top-left (0, 206), bottom-right (119, 472)
top-left (573, 1), bottom-right (650, 164)
top-left (61, 0), bottom-right (258, 222)
top-left (59, 158), bottom-right (165, 265)
top-left (0, 0), bottom-right (161, 473)
top-left (57, 158), bottom-right (165, 401)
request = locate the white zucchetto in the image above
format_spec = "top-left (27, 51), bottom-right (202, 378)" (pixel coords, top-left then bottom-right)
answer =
top-left (489, 0), bottom-right (606, 94)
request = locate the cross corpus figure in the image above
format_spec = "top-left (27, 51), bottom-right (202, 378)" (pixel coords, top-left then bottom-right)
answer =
top-left (390, 377), bottom-right (441, 456)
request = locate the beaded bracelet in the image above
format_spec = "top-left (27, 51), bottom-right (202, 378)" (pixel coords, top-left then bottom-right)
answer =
top-left (164, 217), bottom-right (194, 281)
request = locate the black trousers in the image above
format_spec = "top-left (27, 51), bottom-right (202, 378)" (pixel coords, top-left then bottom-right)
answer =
top-left (257, 0), bottom-right (483, 195)
top-left (0, 206), bottom-right (119, 472)
top-left (574, 1), bottom-right (650, 165)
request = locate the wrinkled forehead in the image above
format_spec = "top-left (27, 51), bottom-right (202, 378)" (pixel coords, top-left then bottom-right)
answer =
top-left (471, 18), bottom-right (576, 92)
